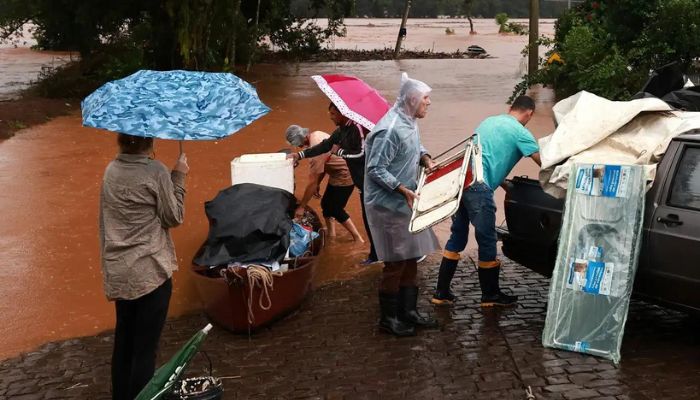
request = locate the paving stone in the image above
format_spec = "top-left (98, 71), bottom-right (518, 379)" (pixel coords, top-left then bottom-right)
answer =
top-left (8, 394), bottom-right (44, 400)
top-left (584, 379), bottom-right (624, 389)
top-left (544, 384), bottom-right (583, 393)
top-left (546, 375), bottom-right (571, 385)
top-left (568, 373), bottom-right (599, 385)
top-left (563, 388), bottom-right (601, 399)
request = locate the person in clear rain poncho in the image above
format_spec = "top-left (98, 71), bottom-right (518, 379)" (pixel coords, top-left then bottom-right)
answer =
top-left (364, 73), bottom-right (441, 337)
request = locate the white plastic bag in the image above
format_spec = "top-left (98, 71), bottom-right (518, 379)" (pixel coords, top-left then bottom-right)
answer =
top-left (289, 222), bottom-right (319, 257)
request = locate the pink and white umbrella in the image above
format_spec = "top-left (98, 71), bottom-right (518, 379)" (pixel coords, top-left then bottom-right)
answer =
top-left (311, 74), bottom-right (391, 131)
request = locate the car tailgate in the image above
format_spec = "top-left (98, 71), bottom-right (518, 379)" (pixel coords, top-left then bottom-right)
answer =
top-left (503, 176), bottom-right (564, 247)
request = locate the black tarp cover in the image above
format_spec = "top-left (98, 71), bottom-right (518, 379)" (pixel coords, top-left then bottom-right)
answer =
top-left (193, 183), bottom-right (295, 267)
top-left (634, 62), bottom-right (700, 111)
top-left (659, 86), bottom-right (700, 111)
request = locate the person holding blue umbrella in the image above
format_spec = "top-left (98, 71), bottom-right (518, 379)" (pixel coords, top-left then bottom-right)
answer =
top-left (100, 133), bottom-right (188, 400)
top-left (84, 69), bottom-right (270, 399)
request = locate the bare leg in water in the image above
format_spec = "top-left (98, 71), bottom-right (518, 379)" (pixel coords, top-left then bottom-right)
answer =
top-left (326, 216), bottom-right (364, 242)
top-left (325, 217), bottom-right (337, 237)
top-left (341, 218), bottom-right (365, 243)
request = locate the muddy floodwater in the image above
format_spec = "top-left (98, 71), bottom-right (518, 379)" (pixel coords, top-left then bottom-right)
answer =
top-left (0, 18), bottom-right (555, 358)
top-left (0, 24), bottom-right (75, 101)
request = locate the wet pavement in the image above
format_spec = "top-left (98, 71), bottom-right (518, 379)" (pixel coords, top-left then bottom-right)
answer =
top-left (1, 255), bottom-right (697, 400)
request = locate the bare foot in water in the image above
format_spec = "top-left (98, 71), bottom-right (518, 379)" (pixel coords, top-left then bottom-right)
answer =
top-left (340, 218), bottom-right (364, 244)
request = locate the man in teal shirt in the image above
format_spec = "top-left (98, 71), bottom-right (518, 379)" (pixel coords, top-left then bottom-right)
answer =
top-left (432, 96), bottom-right (541, 307)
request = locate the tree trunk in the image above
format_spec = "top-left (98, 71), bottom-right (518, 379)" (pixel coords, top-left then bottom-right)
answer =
top-left (528, 0), bottom-right (540, 75)
top-left (246, 0), bottom-right (262, 72)
top-left (464, 0), bottom-right (475, 34)
top-left (151, 2), bottom-right (179, 70)
top-left (394, 0), bottom-right (411, 58)
top-left (229, 0), bottom-right (241, 71)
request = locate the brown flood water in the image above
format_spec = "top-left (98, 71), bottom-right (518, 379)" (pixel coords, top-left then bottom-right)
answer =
top-left (0, 19), bottom-right (555, 359)
top-left (0, 48), bottom-right (75, 100)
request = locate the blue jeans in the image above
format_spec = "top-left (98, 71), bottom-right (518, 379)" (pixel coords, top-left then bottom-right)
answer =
top-left (444, 183), bottom-right (498, 262)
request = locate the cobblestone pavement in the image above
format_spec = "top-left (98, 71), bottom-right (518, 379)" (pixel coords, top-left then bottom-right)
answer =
top-left (1, 256), bottom-right (699, 400)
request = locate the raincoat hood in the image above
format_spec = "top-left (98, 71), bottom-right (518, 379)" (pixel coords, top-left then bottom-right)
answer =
top-left (395, 72), bottom-right (431, 121)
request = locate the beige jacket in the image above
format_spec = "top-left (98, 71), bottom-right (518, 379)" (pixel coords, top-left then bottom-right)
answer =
top-left (99, 154), bottom-right (186, 300)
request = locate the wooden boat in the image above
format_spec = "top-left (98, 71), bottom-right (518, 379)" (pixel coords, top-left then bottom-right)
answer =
top-left (191, 231), bottom-right (324, 333)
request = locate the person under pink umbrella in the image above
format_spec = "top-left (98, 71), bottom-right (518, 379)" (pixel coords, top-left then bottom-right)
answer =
top-left (288, 74), bottom-right (390, 265)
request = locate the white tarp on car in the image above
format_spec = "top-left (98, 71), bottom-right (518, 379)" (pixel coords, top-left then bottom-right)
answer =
top-left (539, 91), bottom-right (700, 198)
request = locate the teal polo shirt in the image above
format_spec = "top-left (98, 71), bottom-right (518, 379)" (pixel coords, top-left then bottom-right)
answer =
top-left (475, 114), bottom-right (539, 190)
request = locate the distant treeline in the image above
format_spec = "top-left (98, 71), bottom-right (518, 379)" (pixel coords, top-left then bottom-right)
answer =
top-left (292, 0), bottom-right (571, 18)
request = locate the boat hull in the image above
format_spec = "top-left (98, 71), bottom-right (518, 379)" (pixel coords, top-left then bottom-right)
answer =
top-left (191, 257), bottom-right (315, 333)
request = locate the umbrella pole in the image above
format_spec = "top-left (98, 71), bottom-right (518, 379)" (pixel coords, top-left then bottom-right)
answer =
top-left (179, 140), bottom-right (183, 155)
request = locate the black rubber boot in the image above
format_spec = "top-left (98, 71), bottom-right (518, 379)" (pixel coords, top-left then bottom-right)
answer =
top-left (378, 292), bottom-right (416, 337)
top-left (431, 257), bottom-right (458, 306)
top-left (399, 286), bottom-right (439, 329)
top-left (478, 265), bottom-right (517, 307)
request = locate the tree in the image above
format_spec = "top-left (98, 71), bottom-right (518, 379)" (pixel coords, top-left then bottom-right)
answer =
top-left (464, 0), bottom-right (475, 34)
top-left (511, 0), bottom-right (700, 102)
top-left (495, 12), bottom-right (509, 33)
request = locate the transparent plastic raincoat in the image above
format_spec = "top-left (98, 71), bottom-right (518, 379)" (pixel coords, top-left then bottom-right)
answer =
top-left (363, 73), bottom-right (440, 262)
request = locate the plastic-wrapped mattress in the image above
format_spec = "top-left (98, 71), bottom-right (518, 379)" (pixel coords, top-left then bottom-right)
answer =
top-left (542, 164), bottom-right (645, 364)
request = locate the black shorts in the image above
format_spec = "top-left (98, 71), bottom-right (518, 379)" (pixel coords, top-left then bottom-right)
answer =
top-left (321, 184), bottom-right (354, 223)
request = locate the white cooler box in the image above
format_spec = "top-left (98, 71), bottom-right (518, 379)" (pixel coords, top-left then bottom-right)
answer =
top-left (231, 153), bottom-right (294, 194)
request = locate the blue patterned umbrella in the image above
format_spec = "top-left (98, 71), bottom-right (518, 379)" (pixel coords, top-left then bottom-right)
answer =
top-left (81, 70), bottom-right (270, 140)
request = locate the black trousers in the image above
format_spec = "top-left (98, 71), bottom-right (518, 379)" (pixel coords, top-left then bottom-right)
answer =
top-left (348, 158), bottom-right (378, 261)
top-left (321, 184), bottom-right (354, 223)
top-left (112, 278), bottom-right (172, 400)
top-left (359, 188), bottom-right (378, 261)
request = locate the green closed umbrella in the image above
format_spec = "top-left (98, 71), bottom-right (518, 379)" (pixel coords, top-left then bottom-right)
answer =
top-left (135, 324), bottom-right (213, 400)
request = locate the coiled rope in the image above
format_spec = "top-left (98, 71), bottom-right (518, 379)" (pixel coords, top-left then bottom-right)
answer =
top-left (225, 264), bottom-right (282, 325)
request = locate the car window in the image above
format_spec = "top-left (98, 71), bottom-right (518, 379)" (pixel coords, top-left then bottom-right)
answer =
top-left (668, 146), bottom-right (700, 211)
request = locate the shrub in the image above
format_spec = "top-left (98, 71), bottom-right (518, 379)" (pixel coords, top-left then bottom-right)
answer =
top-left (506, 22), bottom-right (527, 35)
top-left (495, 13), bottom-right (509, 33)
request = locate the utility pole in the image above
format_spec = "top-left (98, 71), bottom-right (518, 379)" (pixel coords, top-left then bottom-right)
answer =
top-left (394, 0), bottom-right (411, 58)
top-left (528, 0), bottom-right (540, 75)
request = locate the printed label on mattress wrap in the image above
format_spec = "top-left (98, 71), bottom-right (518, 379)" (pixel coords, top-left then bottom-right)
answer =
top-left (566, 257), bottom-right (614, 296)
top-left (561, 341), bottom-right (590, 353)
top-left (575, 164), bottom-right (631, 198)
top-left (574, 341), bottom-right (590, 353)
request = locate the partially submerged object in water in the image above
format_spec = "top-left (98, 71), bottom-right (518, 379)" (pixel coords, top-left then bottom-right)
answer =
top-left (466, 45), bottom-right (489, 58)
